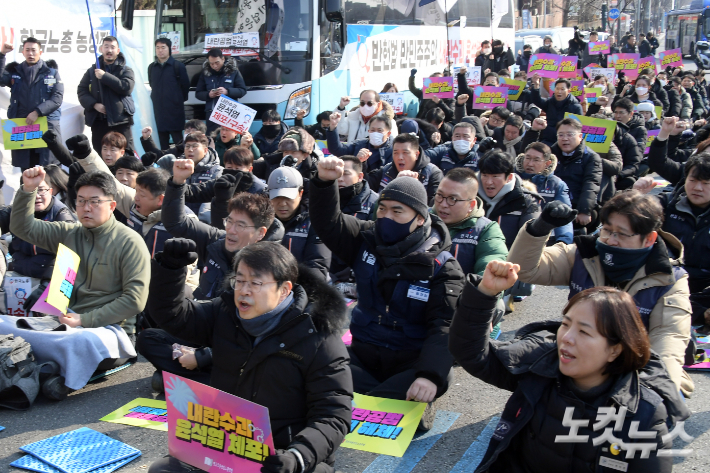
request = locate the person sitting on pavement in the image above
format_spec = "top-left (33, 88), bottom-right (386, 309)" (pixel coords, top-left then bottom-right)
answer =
top-left (212, 126), bottom-right (260, 165)
top-left (310, 160), bottom-right (465, 430)
top-left (253, 128), bottom-right (320, 185)
top-left (423, 122), bottom-right (479, 178)
top-left (408, 69), bottom-right (455, 121)
top-left (222, 146), bottom-right (266, 195)
top-left (329, 156), bottom-right (379, 284)
top-left (609, 98), bottom-right (646, 190)
top-left (449, 261), bottom-right (690, 472)
top-left (634, 154), bottom-right (710, 330)
top-left (100, 131), bottom-right (128, 169)
top-left (294, 109), bottom-right (332, 140)
top-left (529, 74), bottom-right (584, 146)
top-left (154, 131), bottom-right (222, 219)
top-left (8, 165), bottom-right (150, 398)
top-left (514, 141), bottom-right (573, 245)
top-left (254, 109), bottom-right (291, 156)
top-left (478, 115), bottom-right (526, 161)
top-left (430, 167), bottom-right (508, 276)
top-left (113, 156), bottom-right (144, 190)
top-left (139, 120), bottom-right (216, 166)
top-left (145, 240), bottom-right (352, 473)
top-left (267, 166), bottom-right (332, 281)
top-left (425, 108), bottom-right (453, 144)
top-left (522, 117), bottom-right (602, 232)
top-left (372, 132), bottom-right (443, 205)
top-left (506, 192), bottom-right (694, 395)
top-left (333, 91), bottom-right (399, 142)
top-left (326, 113), bottom-right (393, 183)
top-left (637, 101), bottom-right (661, 131)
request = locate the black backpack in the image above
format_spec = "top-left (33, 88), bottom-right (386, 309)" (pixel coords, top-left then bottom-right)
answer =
top-left (0, 334), bottom-right (40, 410)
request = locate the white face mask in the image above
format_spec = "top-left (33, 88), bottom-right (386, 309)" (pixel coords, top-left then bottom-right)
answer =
top-left (482, 48), bottom-right (492, 55)
top-left (369, 132), bottom-right (385, 147)
top-left (658, 79), bottom-right (667, 88)
top-left (453, 140), bottom-right (472, 155)
top-left (360, 104), bottom-right (377, 116)
top-left (636, 86), bottom-right (649, 95)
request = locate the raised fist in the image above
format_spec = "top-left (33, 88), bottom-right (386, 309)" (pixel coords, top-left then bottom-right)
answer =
top-left (317, 157), bottom-right (345, 181)
top-left (339, 96), bottom-right (351, 109)
top-left (160, 238), bottom-right (199, 269)
top-left (329, 112), bottom-right (342, 131)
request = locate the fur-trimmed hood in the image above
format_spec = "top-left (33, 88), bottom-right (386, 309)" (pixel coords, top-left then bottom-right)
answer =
top-left (515, 152), bottom-right (557, 177)
top-left (296, 264), bottom-right (348, 335)
top-left (202, 57), bottom-right (238, 76)
top-left (348, 100), bottom-right (396, 122)
top-left (4, 58), bottom-right (58, 75)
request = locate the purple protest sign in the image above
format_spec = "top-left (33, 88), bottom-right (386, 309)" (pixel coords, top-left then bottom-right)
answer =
top-left (527, 53), bottom-right (562, 78)
top-left (472, 86), bottom-right (508, 110)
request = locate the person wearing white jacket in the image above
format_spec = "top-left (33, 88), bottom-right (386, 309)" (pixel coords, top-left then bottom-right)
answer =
top-left (334, 90), bottom-right (398, 142)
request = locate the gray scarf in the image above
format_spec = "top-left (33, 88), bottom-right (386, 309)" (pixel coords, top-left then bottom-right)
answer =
top-left (237, 292), bottom-right (294, 345)
top-left (502, 135), bottom-right (524, 160)
top-left (478, 174), bottom-right (517, 218)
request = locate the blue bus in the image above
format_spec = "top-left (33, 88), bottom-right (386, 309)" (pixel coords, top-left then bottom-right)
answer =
top-left (665, 7), bottom-right (710, 56)
top-left (122, 0), bottom-right (515, 131)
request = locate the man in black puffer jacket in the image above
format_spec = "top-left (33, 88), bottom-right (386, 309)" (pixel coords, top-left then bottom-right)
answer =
top-left (146, 240), bottom-right (352, 473)
top-left (528, 75), bottom-right (583, 145)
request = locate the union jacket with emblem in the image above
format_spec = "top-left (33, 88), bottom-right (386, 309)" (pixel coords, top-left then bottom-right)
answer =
top-left (0, 56), bottom-right (63, 122)
top-left (507, 223), bottom-right (692, 390)
top-left (450, 274), bottom-right (690, 473)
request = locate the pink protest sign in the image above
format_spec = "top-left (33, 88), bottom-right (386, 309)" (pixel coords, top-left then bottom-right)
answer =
top-left (558, 56), bottom-right (578, 78)
top-left (527, 53), bottom-right (562, 78)
top-left (609, 53), bottom-right (641, 79)
top-left (636, 56), bottom-right (657, 74)
top-left (164, 374), bottom-right (274, 473)
top-left (30, 284), bottom-right (64, 317)
top-left (569, 80), bottom-right (585, 98)
top-left (659, 48), bottom-right (683, 69)
top-left (588, 41), bottom-right (610, 54)
top-left (472, 86), bottom-right (508, 110)
top-left (422, 77), bottom-right (455, 99)
top-left (645, 129), bottom-right (660, 155)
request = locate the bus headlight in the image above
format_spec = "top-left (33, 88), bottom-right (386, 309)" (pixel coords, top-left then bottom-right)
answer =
top-left (284, 86), bottom-right (311, 119)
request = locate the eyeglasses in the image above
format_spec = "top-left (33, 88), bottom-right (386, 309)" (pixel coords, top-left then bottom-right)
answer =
top-left (360, 100), bottom-right (376, 107)
top-left (223, 217), bottom-right (255, 232)
top-left (229, 277), bottom-right (279, 293)
top-left (488, 116), bottom-right (505, 125)
top-left (599, 227), bottom-right (639, 241)
top-left (523, 157), bottom-right (546, 164)
top-left (556, 132), bottom-right (578, 138)
top-left (36, 187), bottom-right (52, 195)
top-left (434, 193), bottom-right (472, 206)
top-left (76, 198), bottom-right (112, 208)
top-left (184, 143), bottom-right (202, 151)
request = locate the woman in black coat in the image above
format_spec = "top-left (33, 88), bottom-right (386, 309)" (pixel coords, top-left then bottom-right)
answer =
top-left (450, 260), bottom-right (690, 473)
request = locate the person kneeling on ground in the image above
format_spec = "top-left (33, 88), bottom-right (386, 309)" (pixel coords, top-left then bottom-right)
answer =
top-left (449, 260), bottom-right (689, 473)
top-left (146, 239), bottom-right (352, 473)
top-left (309, 158), bottom-right (464, 430)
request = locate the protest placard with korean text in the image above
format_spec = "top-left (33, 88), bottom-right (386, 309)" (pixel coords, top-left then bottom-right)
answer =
top-left (527, 53), bottom-right (562, 78)
top-left (101, 398), bottom-right (169, 431)
top-left (499, 77), bottom-right (526, 101)
top-left (659, 48), bottom-right (683, 69)
top-left (33, 244), bottom-right (79, 315)
top-left (609, 53), bottom-right (641, 80)
top-left (380, 93), bottom-right (405, 114)
top-left (564, 113), bottom-right (617, 154)
top-left (558, 56), bottom-right (579, 78)
top-left (588, 41), bottom-right (611, 54)
top-left (472, 86), bottom-right (508, 110)
top-left (588, 67), bottom-right (615, 83)
top-left (342, 393), bottom-right (426, 457)
top-left (645, 129), bottom-right (660, 155)
top-left (636, 56), bottom-right (657, 75)
top-left (584, 87), bottom-right (603, 103)
top-left (1, 117), bottom-right (48, 150)
top-left (209, 95), bottom-right (257, 134)
top-left (570, 80), bottom-right (585, 98)
top-left (164, 374), bottom-right (274, 473)
top-left (158, 32), bottom-right (181, 54)
top-left (423, 77), bottom-right (455, 99)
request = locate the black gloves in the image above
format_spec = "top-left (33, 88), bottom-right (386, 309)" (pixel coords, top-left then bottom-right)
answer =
top-left (65, 134), bottom-right (93, 160)
top-left (261, 450), bottom-right (300, 473)
top-left (159, 238), bottom-right (198, 269)
top-left (42, 129), bottom-right (59, 146)
top-left (527, 201), bottom-right (578, 237)
top-left (477, 137), bottom-right (497, 155)
top-left (214, 174), bottom-right (241, 201)
top-left (410, 68), bottom-right (417, 77)
top-left (141, 151), bottom-right (158, 167)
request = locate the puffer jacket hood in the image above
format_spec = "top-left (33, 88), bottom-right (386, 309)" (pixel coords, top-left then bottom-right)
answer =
top-left (515, 152), bottom-right (557, 177)
top-left (201, 57), bottom-right (238, 76)
top-left (195, 146), bottom-right (221, 171)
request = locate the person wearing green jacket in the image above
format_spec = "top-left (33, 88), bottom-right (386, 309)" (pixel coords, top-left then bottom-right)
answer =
top-left (212, 126), bottom-right (260, 165)
top-left (430, 167), bottom-right (508, 276)
top-left (10, 163), bottom-right (150, 335)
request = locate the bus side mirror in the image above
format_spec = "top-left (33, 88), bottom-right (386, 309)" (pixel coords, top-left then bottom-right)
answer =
top-left (122, 0), bottom-right (135, 30)
top-left (325, 0), bottom-right (343, 22)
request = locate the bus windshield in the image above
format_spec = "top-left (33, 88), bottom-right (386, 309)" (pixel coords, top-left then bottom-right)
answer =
top-left (158, 0), bottom-right (313, 59)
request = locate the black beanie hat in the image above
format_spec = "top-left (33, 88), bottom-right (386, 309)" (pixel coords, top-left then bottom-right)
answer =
top-left (379, 176), bottom-right (429, 218)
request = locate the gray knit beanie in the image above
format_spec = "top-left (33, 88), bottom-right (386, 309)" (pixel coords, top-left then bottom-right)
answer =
top-left (379, 176), bottom-right (429, 218)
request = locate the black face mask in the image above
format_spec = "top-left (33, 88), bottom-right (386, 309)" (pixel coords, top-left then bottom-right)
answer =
top-left (523, 51), bottom-right (532, 57)
top-left (261, 124), bottom-right (281, 139)
top-left (493, 46), bottom-right (504, 54)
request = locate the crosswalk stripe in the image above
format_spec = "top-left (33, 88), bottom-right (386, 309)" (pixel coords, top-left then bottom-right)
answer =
top-left (361, 410), bottom-right (461, 473)
top-left (448, 416), bottom-right (500, 473)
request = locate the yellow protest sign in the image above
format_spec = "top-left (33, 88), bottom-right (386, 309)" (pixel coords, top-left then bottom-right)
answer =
top-left (46, 244), bottom-right (81, 314)
top-left (342, 393), bottom-right (426, 457)
top-left (1, 117), bottom-right (48, 150)
top-left (499, 77), bottom-right (526, 101)
top-left (100, 398), bottom-right (169, 431)
top-left (563, 113), bottom-right (617, 154)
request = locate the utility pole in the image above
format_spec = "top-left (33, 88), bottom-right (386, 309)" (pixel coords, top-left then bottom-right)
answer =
top-left (543, 0), bottom-right (547, 28)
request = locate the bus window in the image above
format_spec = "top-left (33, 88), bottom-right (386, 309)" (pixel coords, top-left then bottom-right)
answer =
top-left (320, 9), bottom-right (342, 74)
top-left (344, 0), bottom-right (386, 24)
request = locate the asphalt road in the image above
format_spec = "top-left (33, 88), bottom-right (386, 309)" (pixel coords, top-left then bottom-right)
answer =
top-left (2, 283), bottom-right (709, 473)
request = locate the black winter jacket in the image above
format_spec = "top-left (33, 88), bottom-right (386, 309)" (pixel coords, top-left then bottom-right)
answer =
top-left (449, 274), bottom-right (691, 473)
top-left (370, 147), bottom-right (443, 206)
top-left (194, 58), bottom-right (247, 115)
top-left (148, 258), bottom-right (352, 472)
top-left (663, 86), bottom-right (683, 118)
top-left (148, 56), bottom-right (190, 132)
top-left (529, 88), bottom-right (584, 144)
top-left (309, 178), bottom-right (465, 388)
top-left (651, 81), bottom-right (670, 115)
top-left (0, 56), bottom-right (63, 122)
top-left (614, 118), bottom-right (645, 179)
top-left (77, 53), bottom-right (135, 127)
